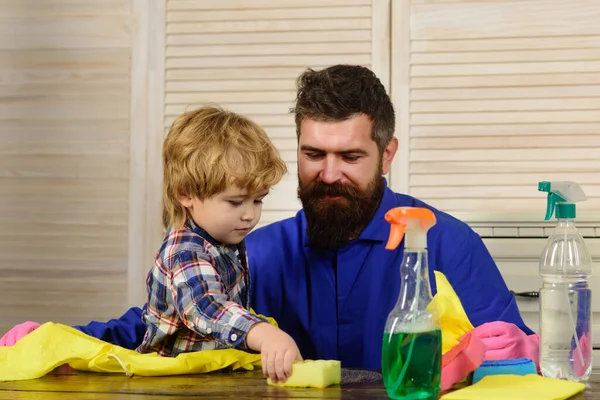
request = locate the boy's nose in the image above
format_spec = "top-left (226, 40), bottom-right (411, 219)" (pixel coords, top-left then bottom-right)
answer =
top-left (241, 207), bottom-right (256, 221)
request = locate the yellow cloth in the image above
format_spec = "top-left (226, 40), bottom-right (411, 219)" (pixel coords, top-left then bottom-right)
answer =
top-left (0, 314), bottom-right (277, 382)
top-left (430, 271), bottom-right (474, 355)
top-left (440, 374), bottom-right (586, 400)
top-left (0, 273), bottom-right (472, 382)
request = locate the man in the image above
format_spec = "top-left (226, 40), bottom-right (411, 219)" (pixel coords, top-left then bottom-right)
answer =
top-left (5, 65), bottom-right (536, 370)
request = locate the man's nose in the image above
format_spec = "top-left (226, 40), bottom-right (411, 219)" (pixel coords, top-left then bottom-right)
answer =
top-left (319, 156), bottom-right (342, 184)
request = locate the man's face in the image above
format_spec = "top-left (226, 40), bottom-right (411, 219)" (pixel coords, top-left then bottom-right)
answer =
top-left (297, 114), bottom-right (397, 248)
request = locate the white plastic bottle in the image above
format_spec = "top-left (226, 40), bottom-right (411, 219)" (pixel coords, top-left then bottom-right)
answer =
top-left (538, 181), bottom-right (593, 382)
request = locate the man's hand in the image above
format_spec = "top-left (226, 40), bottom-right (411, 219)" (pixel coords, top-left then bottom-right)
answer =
top-left (471, 321), bottom-right (539, 368)
top-left (246, 322), bottom-right (303, 383)
top-left (0, 321), bottom-right (40, 346)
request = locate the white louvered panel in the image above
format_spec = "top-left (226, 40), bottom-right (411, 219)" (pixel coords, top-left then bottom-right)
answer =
top-left (393, 0), bottom-right (600, 223)
top-left (165, 0), bottom-right (390, 226)
top-left (485, 237), bottom-right (600, 345)
top-left (0, 1), bottom-right (131, 336)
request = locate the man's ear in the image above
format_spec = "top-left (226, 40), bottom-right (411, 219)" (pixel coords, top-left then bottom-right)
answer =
top-left (381, 137), bottom-right (398, 175)
top-left (178, 194), bottom-right (194, 208)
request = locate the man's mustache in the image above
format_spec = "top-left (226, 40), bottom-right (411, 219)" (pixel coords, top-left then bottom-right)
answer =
top-left (302, 181), bottom-right (361, 198)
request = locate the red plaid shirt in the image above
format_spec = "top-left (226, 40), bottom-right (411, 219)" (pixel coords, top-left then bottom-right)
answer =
top-left (136, 219), bottom-right (265, 357)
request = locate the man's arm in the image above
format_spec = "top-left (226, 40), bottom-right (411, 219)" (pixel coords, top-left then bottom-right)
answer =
top-left (73, 306), bottom-right (147, 349)
top-left (443, 229), bottom-right (534, 335)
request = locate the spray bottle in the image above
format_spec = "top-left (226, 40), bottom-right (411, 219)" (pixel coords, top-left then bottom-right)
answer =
top-left (538, 181), bottom-right (593, 381)
top-left (382, 207), bottom-right (441, 400)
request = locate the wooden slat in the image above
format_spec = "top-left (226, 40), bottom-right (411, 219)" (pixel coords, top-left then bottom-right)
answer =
top-left (166, 30), bottom-right (371, 45)
top-left (410, 148), bottom-right (595, 162)
top-left (0, 99), bottom-right (129, 120)
top-left (412, 72), bottom-right (600, 89)
top-left (412, 61), bottom-right (600, 77)
top-left (166, 42), bottom-right (371, 57)
top-left (412, 49), bottom-right (600, 64)
top-left (166, 66), bottom-right (330, 81)
top-left (411, 0), bottom-right (600, 39)
top-left (166, 18), bottom-right (371, 34)
top-left (410, 110), bottom-right (600, 125)
top-left (411, 98), bottom-right (600, 113)
top-left (411, 135), bottom-right (600, 150)
top-left (410, 172), bottom-right (600, 188)
top-left (410, 185), bottom-right (600, 200)
top-left (166, 91), bottom-right (296, 104)
top-left (0, 18), bottom-right (130, 50)
top-left (411, 85), bottom-right (600, 101)
top-left (166, 79), bottom-right (296, 92)
top-left (0, 155), bottom-right (127, 179)
top-left (168, 0), bottom-right (371, 10)
top-left (411, 122), bottom-right (600, 137)
top-left (167, 6), bottom-right (371, 22)
top-left (410, 198), bottom-right (600, 213)
top-left (0, 0), bottom-right (129, 16)
top-left (0, 48), bottom-right (130, 70)
top-left (410, 159), bottom-right (597, 174)
top-left (411, 35), bottom-right (600, 53)
top-left (166, 54), bottom-right (372, 68)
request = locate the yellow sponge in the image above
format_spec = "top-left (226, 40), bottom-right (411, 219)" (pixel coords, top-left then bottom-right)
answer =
top-left (266, 359), bottom-right (341, 388)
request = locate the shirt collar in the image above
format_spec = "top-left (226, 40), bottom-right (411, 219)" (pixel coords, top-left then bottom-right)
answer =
top-left (185, 218), bottom-right (238, 251)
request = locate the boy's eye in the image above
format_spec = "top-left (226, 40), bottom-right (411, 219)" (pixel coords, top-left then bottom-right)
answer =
top-left (254, 199), bottom-right (264, 204)
top-left (228, 201), bottom-right (243, 206)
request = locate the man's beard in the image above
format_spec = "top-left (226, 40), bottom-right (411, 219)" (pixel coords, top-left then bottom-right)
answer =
top-left (298, 172), bottom-right (384, 250)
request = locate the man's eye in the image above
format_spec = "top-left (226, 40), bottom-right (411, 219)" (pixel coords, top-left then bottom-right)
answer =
top-left (228, 201), bottom-right (243, 206)
top-left (344, 155), bottom-right (361, 162)
top-left (305, 152), bottom-right (323, 160)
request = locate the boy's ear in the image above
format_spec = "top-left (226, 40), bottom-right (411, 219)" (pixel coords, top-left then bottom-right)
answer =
top-left (178, 194), bottom-right (194, 208)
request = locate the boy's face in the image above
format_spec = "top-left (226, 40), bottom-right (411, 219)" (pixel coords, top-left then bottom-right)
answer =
top-left (179, 186), bottom-right (269, 245)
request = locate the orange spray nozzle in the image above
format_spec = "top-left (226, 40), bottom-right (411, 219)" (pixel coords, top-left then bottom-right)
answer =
top-left (384, 207), bottom-right (437, 250)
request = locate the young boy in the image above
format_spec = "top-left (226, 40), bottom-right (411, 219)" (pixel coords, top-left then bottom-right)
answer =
top-left (136, 106), bottom-right (301, 383)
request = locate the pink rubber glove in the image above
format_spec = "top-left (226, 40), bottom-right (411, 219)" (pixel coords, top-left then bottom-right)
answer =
top-left (573, 332), bottom-right (592, 377)
top-left (0, 321), bottom-right (73, 375)
top-left (0, 321), bottom-right (40, 346)
top-left (471, 321), bottom-right (539, 369)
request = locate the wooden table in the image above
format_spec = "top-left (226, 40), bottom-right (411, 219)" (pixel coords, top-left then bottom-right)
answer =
top-left (0, 369), bottom-right (598, 399)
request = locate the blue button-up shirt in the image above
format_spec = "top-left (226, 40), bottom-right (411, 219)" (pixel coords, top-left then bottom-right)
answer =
top-left (246, 180), bottom-right (532, 369)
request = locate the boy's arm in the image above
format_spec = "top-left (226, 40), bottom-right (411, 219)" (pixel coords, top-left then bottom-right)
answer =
top-left (170, 251), bottom-right (266, 349)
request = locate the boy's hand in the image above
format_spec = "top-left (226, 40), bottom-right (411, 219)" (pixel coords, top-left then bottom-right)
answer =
top-left (246, 322), bottom-right (303, 383)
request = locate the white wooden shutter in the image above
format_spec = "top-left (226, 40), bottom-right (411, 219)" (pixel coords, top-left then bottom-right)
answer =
top-left (391, 0), bottom-right (600, 225)
top-left (164, 0), bottom-right (390, 228)
top-left (390, 0), bottom-right (600, 346)
top-left (0, 1), bottom-right (132, 334)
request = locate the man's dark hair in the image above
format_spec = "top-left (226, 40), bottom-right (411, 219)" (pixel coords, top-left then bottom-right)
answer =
top-left (291, 64), bottom-right (396, 153)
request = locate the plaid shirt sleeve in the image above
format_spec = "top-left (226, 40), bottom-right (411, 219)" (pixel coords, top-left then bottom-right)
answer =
top-left (169, 250), bottom-right (265, 350)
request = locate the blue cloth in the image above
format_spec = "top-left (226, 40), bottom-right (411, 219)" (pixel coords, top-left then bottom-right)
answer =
top-left (74, 183), bottom-right (532, 369)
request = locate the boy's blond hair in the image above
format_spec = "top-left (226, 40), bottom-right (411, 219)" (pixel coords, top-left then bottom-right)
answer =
top-left (162, 106), bottom-right (287, 229)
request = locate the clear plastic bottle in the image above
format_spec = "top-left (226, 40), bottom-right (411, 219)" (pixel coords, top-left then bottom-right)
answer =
top-left (538, 181), bottom-right (593, 382)
top-left (382, 207), bottom-right (441, 400)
